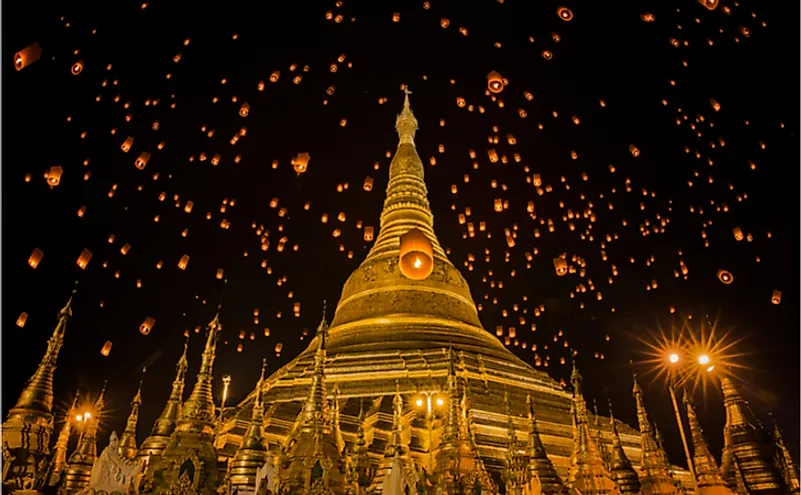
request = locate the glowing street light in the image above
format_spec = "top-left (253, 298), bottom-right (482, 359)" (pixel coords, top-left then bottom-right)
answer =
top-left (669, 353), bottom-right (680, 363)
top-left (413, 391), bottom-right (446, 467)
top-left (698, 354), bottom-right (710, 365)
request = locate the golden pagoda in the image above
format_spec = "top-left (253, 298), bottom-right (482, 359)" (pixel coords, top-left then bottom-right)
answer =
top-left (565, 360), bottom-right (620, 495)
top-left (119, 368), bottom-right (146, 461)
top-left (718, 377), bottom-right (789, 495)
top-left (2, 287), bottom-right (76, 492)
top-left (632, 375), bottom-right (681, 495)
top-left (275, 310), bottom-right (349, 494)
top-left (139, 308), bottom-right (223, 495)
top-left (683, 391), bottom-right (734, 495)
top-left (226, 359), bottom-right (270, 493)
top-left (48, 392), bottom-right (80, 487)
top-left (62, 384), bottom-right (106, 495)
top-left (218, 91), bottom-right (648, 492)
top-left (770, 415), bottom-right (799, 495)
top-left (138, 336), bottom-right (190, 468)
top-left (525, 394), bottom-right (568, 495)
top-left (607, 399), bottom-right (642, 495)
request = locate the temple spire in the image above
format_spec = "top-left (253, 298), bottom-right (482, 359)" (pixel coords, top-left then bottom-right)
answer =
top-left (118, 367), bottom-right (146, 460)
top-left (332, 384), bottom-right (346, 454)
top-left (63, 383), bottom-right (106, 495)
top-left (3, 284), bottom-right (77, 491)
top-left (566, 359), bottom-right (620, 495)
top-left (395, 87), bottom-right (418, 145)
top-left (770, 415), bottom-right (799, 495)
top-left (633, 374), bottom-right (681, 495)
top-left (593, 398), bottom-right (611, 470)
top-left (138, 335), bottom-right (190, 462)
top-left (502, 392), bottom-right (525, 493)
top-left (178, 301), bottom-right (222, 434)
top-left (719, 377), bottom-right (788, 495)
top-left (607, 398), bottom-right (642, 495)
top-left (684, 391), bottom-right (734, 495)
top-left (525, 393), bottom-right (568, 495)
top-left (227, 359), bottom-right (270, 494)
top-left (48, 392), bottom-right (80, 487)
top-left (302, 302), bottom-right (329, 427)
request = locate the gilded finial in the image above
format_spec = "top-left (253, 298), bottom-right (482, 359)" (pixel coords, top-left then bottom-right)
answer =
top-left (58, 281), bottom-right (79, 320)
top-left (317, 300), bottom-right (329, 335)
top-left (395, 87), bottom-right (418, 145)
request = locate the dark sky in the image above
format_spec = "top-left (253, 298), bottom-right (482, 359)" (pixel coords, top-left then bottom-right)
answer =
top-left (4, 0), bottom-right (799, 467)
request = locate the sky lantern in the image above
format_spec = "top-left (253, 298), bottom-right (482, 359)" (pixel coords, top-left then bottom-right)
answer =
top-left (100, 341), bottom-right (113, 356)
top-left (14, 42), bottom-right (42, 71)
top-left (293, 152), bottom-right (310, 173)
top-left (487, 71), bottom-right (504, 93)
top-left (178, 255), bottom-right (190, 270)
top-left (557, 6), bottom-right (573, 20)
top-left (135, 152), bottom-right (150, 169)
top-left (239, 103), bottom-right (250, 117)
top-left (399, 228), bottom-right (434, 280)
top-left (771, 290), bottom-right (782, 305)
top-left (697, 0), bottom-right (719, 10)
top-left (140, 317), bottom-right (155, 335)
top-left (77, 249), bottom-right (93, 269)
top-left (45, 166), bottom-right (63, 187)
top-left (28, 248), bottom-right (43, 269)
top-left (17, 312), bottom-right (28, 328)
top-left (70, 60), bottom-right (84, 75)
top-left (717, 269), bottom-right (733, 284)
top-left (553, 257), bottom-right (567, 276)
top-left (364, 226), bottom-right (375, 242)
top-left (121, 137), bottom-right (134, 152)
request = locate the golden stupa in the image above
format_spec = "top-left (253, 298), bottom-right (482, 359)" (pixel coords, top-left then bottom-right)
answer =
top-left (215, 92), bottom-right (653, 490)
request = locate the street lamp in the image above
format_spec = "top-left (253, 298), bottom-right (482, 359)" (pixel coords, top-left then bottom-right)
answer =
top-left (412, 391), bottom-right (446, 468)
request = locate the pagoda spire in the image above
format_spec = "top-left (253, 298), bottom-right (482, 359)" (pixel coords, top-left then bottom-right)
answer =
top-left (684, 391), bottom-right (734, 495)
top-left (566, 358), bottom-right (621, 495)
top-left (607, 398), bottom-right (642, 495)
top-left (525, 393), bottom-right (568, 495)
top-left (633, 374), bottom-right (681, 495)
top-left (118, 367), bottom-right (146, 461)
top-left (302, 302), bottom-right (330, 427)
top-left (2, 284), bottom-right (77, 491)
top-left (594, 398), bottom-right (611, 470)
top-left (373, 380), bottom-right (411, 493)
top-left (63, 383), bottom-right (105, 495)
top-left (138, 335), bottom-right (190, 463)
top-left (48, 391), bottom-right (80, 487)
top-left (228, 359), bottom-right (270, 494)
top-left (347, 401), bottom-right (374, 490)
top-left (141, 281), bottom-right (227, 494)
top-left (332, 384), bottom-right (346, 454)
top-left (770, 415), bottom-right (800, 495)
top-left (719, 377), bottom-right (788, 495)
top-left (503, 392), bottom-right (525, 494)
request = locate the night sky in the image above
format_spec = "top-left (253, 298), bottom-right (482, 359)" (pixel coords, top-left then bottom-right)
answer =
top-left (4, 0), bottom-right (799, 467)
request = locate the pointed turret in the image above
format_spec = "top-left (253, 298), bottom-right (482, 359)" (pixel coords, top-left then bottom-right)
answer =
top-left (332, 384), bottom-right (346, 455)
top-left (118, 368), bottom-right (146, 461)
top-left (684, 391), bottom-right (735, 495)
top-left (632, 374), bottom-right (681, 495)
top-left (434, 346), bottom-right (496, 494)
top-left (525, 393), bottom-right (568, 495)
top-left (566, 359), bottom-right (621, 495)
top-left (503, 392), bottom-right (525, 494)
top-left (719, 377), bottom-right (788, 495)
top-left (48, 392), bottom-right (80, 487)
top-left (140, 291), bottom-right (225, 495)
top-left (138, 336), bottom-right (189, 464)
top-left (771, 415), bottom-right (800, 495)
top-left (2, 286), bottom-right (76, 491)
top-left (594, 399), bottom-right (611, 470)
top-left (607, 398), bottom-right (642, 495)
top-left (63, 384), bottom-right (105, 495)
top-left (228, 359), bottom-right (270, 493)
top-left (373, 381), bottom-right (411, 492)
top-left (347, 401), bottom-right (374, 490)
top-left (276, 303), bottom-right (348, 494)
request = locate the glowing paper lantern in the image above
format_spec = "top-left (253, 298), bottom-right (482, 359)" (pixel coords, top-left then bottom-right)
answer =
top-left (399, 228), bottom-right (434, 280)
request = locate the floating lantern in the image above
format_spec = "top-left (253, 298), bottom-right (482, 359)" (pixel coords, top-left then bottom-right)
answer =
top-left (270, 71), bottom-right (280, 82)
top-left (717, 269), bottom-right (733, 284)
top-left (710, 98), bottom-right (721, 112)
top-left (17, 312), bottom-right (28, 328)
top-left (71, 60), bottom-right (84, 75)
top-left (28, 248), bottom-right (43, 269)
top-left (121, 137), bottom-right (134, 152)
top-left (14, 42), bottom-right (42, 71)
top-left (178, 254), bottom-right (190, 270)
top-left (45, 166), bottom-right (63, 187)
top-left (557, 6), bottom-right (574, 20)
top-left (494, 199), bottom-right (504, 212)
top-left (293, 152), bottom-right (310, 173)
top-left (553, 257), bottom-right (567, 276)
top-left (140, 317), bottom-right (155, 335)
top-left (697, 0), bottom-right (718, 10)
top-left (121, 243), bottom-right (131, 255)
top-left (239, 103), bottom-right (250, 117)
top-left (732, 227), bottom-right (743, 241)
top-left (399, 228), bottom-right (434, 280)
top-left (629, 145), bottom-right (640, 157)
top-left (77, 249), bottom-right (92, 269)
top-left (364, 226), bottom-right (375, 242)
top-left (275, 343), bottom-right (283, 355)
top-left (771, 290), bottom-right (782, 305)
top-left (487, 71), bottom-right (504, 93)
top-left (101, 341), bottom-right (113, 356)
top-left (216, 269), bottom-right (224, 279)
top-left (135, 152), bottom-right (150, 169)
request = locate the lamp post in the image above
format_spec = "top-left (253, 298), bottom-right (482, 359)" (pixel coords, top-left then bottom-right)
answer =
top-left (413, 391), bottom-right (446, 469)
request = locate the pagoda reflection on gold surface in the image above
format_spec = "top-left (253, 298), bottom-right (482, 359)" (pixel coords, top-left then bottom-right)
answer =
top-left (3, 94), bottom-right (796, 495)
